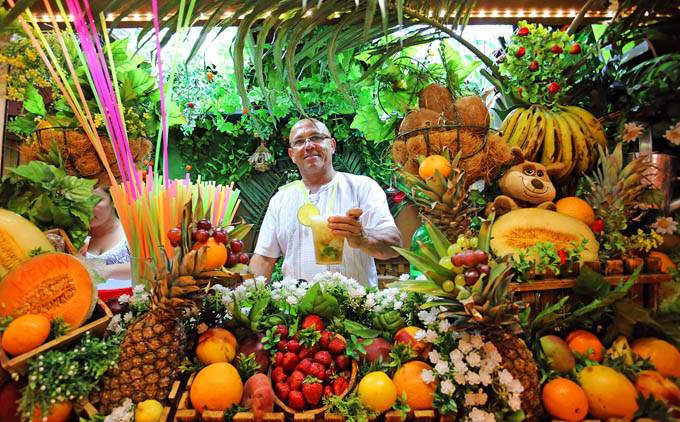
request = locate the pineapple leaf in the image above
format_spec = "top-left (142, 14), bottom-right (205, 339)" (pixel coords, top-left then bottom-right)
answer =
top-left (424, 270), bottom-right (449, 286)
top-left (477, 212), bottom-right (495, 253)
top-left (388, 280), bottom-right (450, 295)
top-left (417, 240), bottom-right (441, 264)
top-left (235, 352), bottom-right (262, 381)
top-left (424, 219), bottom-right (451, 258)
top-left (393, 247), bottom-right (451, 277)
top-left (228, 223), bottom-right (252, 241)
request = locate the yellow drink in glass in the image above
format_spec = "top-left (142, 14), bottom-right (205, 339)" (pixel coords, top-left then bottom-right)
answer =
top-left (309, 215), bottom-right (344, 265)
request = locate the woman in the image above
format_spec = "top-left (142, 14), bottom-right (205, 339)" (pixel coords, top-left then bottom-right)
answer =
top-left (84, 186), bottom-right (132, 299)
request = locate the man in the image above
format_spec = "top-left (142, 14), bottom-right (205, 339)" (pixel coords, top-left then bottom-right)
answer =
top-left (250, 118), bottom-right (402, 287)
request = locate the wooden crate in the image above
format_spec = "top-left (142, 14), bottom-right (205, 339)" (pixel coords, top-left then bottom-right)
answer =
top-left (0, 299), bottom-right (112, 375)
top-left (43, 228), bottom-right (78, 255)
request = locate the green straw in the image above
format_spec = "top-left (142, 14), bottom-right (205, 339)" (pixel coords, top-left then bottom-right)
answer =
top-left (326, 178), bottom-right (339, 216)
top-left (279, 181), bottom-right (311, 204)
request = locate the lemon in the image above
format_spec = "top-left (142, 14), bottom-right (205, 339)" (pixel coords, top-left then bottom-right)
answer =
top-left (135, 399), bottom-right (164, 422)
top-left (358, 371), bottom-right (397, 413)
top-left (297, 203), bottom-right (320, 227)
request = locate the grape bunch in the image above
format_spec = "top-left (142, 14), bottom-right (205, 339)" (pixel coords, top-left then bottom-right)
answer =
top-left (437, 236), bottom-right (491, 292)
top-left (166, 218), bottom-right (249, 266)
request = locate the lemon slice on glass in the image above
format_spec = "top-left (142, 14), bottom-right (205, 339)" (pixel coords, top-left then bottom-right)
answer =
top-left (297, 203), bottom-right (320, 227)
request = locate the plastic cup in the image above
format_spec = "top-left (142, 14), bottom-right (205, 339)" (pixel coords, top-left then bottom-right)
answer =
top-left (309, 215), bottom-right (344, 265)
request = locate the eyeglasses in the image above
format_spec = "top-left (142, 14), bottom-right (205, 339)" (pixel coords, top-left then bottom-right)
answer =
top-left (290, 134), bottom-right (329, 148)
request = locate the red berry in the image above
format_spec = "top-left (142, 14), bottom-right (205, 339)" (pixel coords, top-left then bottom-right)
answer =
top-left (327, 338), bottom-right (346, 355)
top-left (548, 82), bottom-right (560, 94)
top-left (237, 252), bottom-right (249, 265)
top-left (167, 228), bottom-right (182, 246)
top-left (569, 44), bottom-right (582, 54)
top-left (473, 249), bottom-right (488, 265)
top-left (464, 269), bottom-right (480, 286)
top-left (496, 55), bottom-right (506, 63)
top-left (334, 354), bottom-right (351, 370)
top-left (461, 250), bottom-right (477, 267)
top-left (213, 228), bottom-right (228, 244)
top-left (592, 219), bottom-right (604, 233)
top-left (332, 377), bottom-right (349, 396)
top-left (551, 44), bottom-right (563, 53)
top-left (282, 352), bottom-right (299, 372)
top-left (197, 219), bottom-right (212, 231)
top-left (298, 346), bottom-right (317, 361)
top-left (529, 60), bottom-right (539, 71)
top-left (275, 325), bottom-right (289, 340)
top-left (276, 382), bottom-right (291, 401)
top-left (287, 339), bottom-right (302, 354)
top-left (301, 315), bottom-right (324, 331)
top-left (516, 46), bottom-right (526, 58)
top-left (517, 27), bottom-right (530, 36)
top-left (195, 229), bottom-right (209, 243)
top-left (230, 238), bottom-right (244, 253)
top-left (519, 87), bottom-right (525, 98)
top-left (188, 102), bottom-right (195, 108)
top-left (288, 390), bottom-right (306, 410)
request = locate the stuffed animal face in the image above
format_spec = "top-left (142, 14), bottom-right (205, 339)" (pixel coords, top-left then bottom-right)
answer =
top-left (499, 161), bottom-right (558, 204)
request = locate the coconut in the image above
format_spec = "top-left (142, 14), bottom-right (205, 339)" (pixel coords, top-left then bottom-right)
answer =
top-left (392, 140), bottom-right (408, 165)
top-left (404, 158), bottom-right (420, 175)
top-left (72, 149), bottom-right (102, 177)
top-left (406, 134), bottom-right (428, 156)
top-left (64, 130), bottom-right (93, 158)
top-left (399, 109), bottom-right (444, 136)
top-left (135, 139), bottom-right (153, 161)
top-left (419, 83), bottom-right (454, 115)
top-left (445, 96), bottom-right (490, 136)
top-left (480, 133), bottom-right (513, 181)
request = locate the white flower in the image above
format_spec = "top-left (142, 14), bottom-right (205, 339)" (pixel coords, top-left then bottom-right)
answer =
top-left (464, 389), bottom-right (488, 406)
top-left (117, 294), bottom-right (130, 304)
top-left (414, 329), bottom-right (427, 341)
top-left (622, 122), bottom-right (644, 143)
top-left (508, 379), bottom-right (524, 394)
top-left (393, 300), bottom-right (403, 310)
top-left (418, 310), bottom-right (437, 325)
top-left (415, 274), bottom-right (428, 281)
top-left (420, 369), bottom-right (436, 384)
top-left (399, 273), bottom-right (410, 281)
top-left (498, 369), bottom-right (514, 386)
top-left (428, 350), bottom-right (441, 364)
top-left (255, 275), bottom-right (267, 286)
top-left (122, 312), bottom-right (132, 323)
top-left (440, 379), bottom-right (456, 395)
top-left (508, 393), bottom-right (522, 412)
top-left (453, 372), bottom-right (467, 384)
top-left (458, 339), bottom-right (473, 354)
top-left (400, 292), bottom-right (408, 300)
top-left (104, 398), bottom-right (134, 422)
top-left (469, 407), bottom-right (495, 422)
top-left (469, 334), bottom-right (484, 349)
top-left (652, 216), bottom-right (678, 235)
top-left (434, 360), bottom-right (449, 375)
top-left (664, 121), bottom-right (680, 145)
top-left (365, 297), bottom-right (376, 308)
top-left (479, 370), bottom-right (492, 386)
top-left (424, 329), bottom-right (439, 343)
top-left (466, 351), bottom-right (481, 367)
top-left (465, 371), bottom-right (481, 385)
top-left (286, 296), bottom-right (298, 305)
top-left (196, 323), bottom-right (208, 334)
top-left (107, 314), bottom-right (123, 334)
top-left (132, 284), bottom-right (146, 294)
top-left (438, 319), bottom-right (451, 332)
top-left (450, 349), bottom-right (464, 363)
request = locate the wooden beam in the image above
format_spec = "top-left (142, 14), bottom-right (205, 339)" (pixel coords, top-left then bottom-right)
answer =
top-left (0, 34), bottom-right (9, 178)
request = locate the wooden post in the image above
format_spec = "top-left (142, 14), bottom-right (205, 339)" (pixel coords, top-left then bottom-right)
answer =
top-left (0, 34), bottom-right (9, 177)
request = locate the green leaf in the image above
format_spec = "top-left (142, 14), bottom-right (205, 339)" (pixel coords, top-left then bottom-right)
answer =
top-left (424, 219), bottom-right (450, 258)
top-left (393, 247), bottom-right (451, 277)
top-left (23, 85), bottom-right (47, 116)
top-left (350, 105), bottom-right (384, 141)
top-left (342, 319), bottom-right (381, 338)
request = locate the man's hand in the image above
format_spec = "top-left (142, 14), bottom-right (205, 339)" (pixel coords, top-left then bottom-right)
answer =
top-left (328, 208), bottom-right (365, 249)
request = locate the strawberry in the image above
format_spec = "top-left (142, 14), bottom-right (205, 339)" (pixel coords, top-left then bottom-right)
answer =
top-left (277, 340), bottom-right (288, 352)
top-left (314, 350), bottom-right (332, 366)
top-left (327, 338), bottom-right (346, 355)
top-left (528, 60), bottom-right (539, 71)
top-left (548, 82), bottom-right (560, 94)
top-left (332, 376), bottom-right (348, 396)
top-left (323, 385), bottom-right (333, 398)
top-left (271, 366), bottom-right (287, 384)
top-left (320, 331), bottom-right (332, 349)
top-left (309, 362), bottom-right (326, 379)
top-left (275, 382), bottom-right (291, 401)
top-left (516, 46), bottom-right (526, 58)
top-left (288, 370), bottom-right (306, 391)
top-left (275, 351), bottom-right (284, 367)
top-left (496, 55), bottom-right (506, 63)
top-left (301, 314), bottom-right (324, 331)
top-left (282, 352), bottom-right (299, 372)
top-left (298, 345), bottom-right (318, 360)
top-left (187, 102), bottom-right (195, 108)
top-left (569, 44), bottom-right (582, 54)
top-left (592, 219), bottom-right (604, 233)
top-left (275, 325), bottom-right (289, 340)
top-left (334, 354), bottom-right (350, 370)
top-left (296, 357), bottom-right (313, 375)
top-left (325, 366), bottom-right (336, 380)
top-left (288, 390), bottom-right (306, 410)
top-left (339, 370), bottom-right (351, 381)
top-left (551, 44), bottom-right (563, 53)
top-left (287, 339), bottom-right (302, 354)
top-left (517, 27), bottom-right (530, 36)
top-left (302, 377), bottom-right (324, 406)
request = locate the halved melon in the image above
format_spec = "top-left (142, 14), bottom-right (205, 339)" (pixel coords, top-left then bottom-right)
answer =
top-left (0, 253), bottom-right (95, 329)
top-left (490, 208), bottom-right (598, 262)
top-left (0, 209), bottom-right (55, 277)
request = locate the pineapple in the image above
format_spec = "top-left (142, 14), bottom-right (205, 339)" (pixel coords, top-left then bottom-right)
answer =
top-left (398, 152), bottom-right (473, 241)
top-left (90, 217), bottom-right (240, 413)
top-left (391, 219), bottom-right (543, 421)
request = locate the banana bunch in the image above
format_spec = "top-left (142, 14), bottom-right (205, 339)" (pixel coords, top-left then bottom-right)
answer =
top-left (371, 309), bottom-right (406, 335)
top-left (499, 105), bottom-right (608, 179)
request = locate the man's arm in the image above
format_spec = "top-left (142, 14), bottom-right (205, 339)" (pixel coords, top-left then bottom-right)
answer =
top-left (249, 253), bottom-right (278, 282)
top-left (328, 209), bottom-right (402, 260)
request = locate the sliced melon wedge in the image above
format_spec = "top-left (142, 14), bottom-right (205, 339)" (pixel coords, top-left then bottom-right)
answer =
top-left (0, 208), bottom-right (55, 277)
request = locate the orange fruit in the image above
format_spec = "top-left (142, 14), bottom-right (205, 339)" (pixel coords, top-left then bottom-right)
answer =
top-left (358, 371), bottom-right (397, 413)
top-left (1, 314), bottom-right (51, 356)
top-left (392, 361), bottom-right (437, 411)
top-left (195, 328), bottom-right (238, 364)
top-left (192, 238), bottom-right (228, 270)
top-left (418, 155), bottom-right (451, 180)
top-left (555, 197), bottom-right (595, 227)
top-left (648, 251), bottom-right (676, 273)
top-left (190, 362), bottom-right (243, 414)
top-left (631, 338), bottom-right (680, 378)
top-left (394, 326), bottom-right (430, 358)
top-left (566, 330), bottom-right (603, 362)
top-left (32, 401), bottom-right (72, 422)
top-left (542, 378), bottom-right (588, 421)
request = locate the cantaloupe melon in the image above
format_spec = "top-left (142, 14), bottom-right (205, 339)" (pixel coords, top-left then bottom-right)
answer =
top-left (0, 253), bottom-right (96, 329)
top-left (0, 209), bottom-right (55, 277)
top-left (490, 208), bottom-right (598, 261)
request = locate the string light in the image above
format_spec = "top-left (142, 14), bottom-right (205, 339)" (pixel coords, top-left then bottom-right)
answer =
top-left (568, 9), bottom-right (577, 17)
top-left (530, 9), bottom-right (538, 17)
top-left (477, 9), bottom-right (485, 17)
top-left (504, 9), bottom-right (512, 17)
top-left (439, 9), bottom-right (446, 18)
top-left (305, 9), bottom-right (312, 17)
top-left (491, 9), bottom-right (499, 17)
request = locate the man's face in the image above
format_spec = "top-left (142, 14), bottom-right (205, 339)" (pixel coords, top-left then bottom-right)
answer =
top-left (288, 120), bottom-right (336, 175)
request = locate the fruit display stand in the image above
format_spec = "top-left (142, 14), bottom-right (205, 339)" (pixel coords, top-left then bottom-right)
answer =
top-left (0, 299), bottom-right (113, 375)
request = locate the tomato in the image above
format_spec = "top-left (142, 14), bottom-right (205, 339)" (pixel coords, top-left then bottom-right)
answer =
top-left (357, 372), bottom-right (397, 413)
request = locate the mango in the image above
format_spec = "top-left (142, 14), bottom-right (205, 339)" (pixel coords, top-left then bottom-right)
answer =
top-left (540, 335), bottom-right (576, 374)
